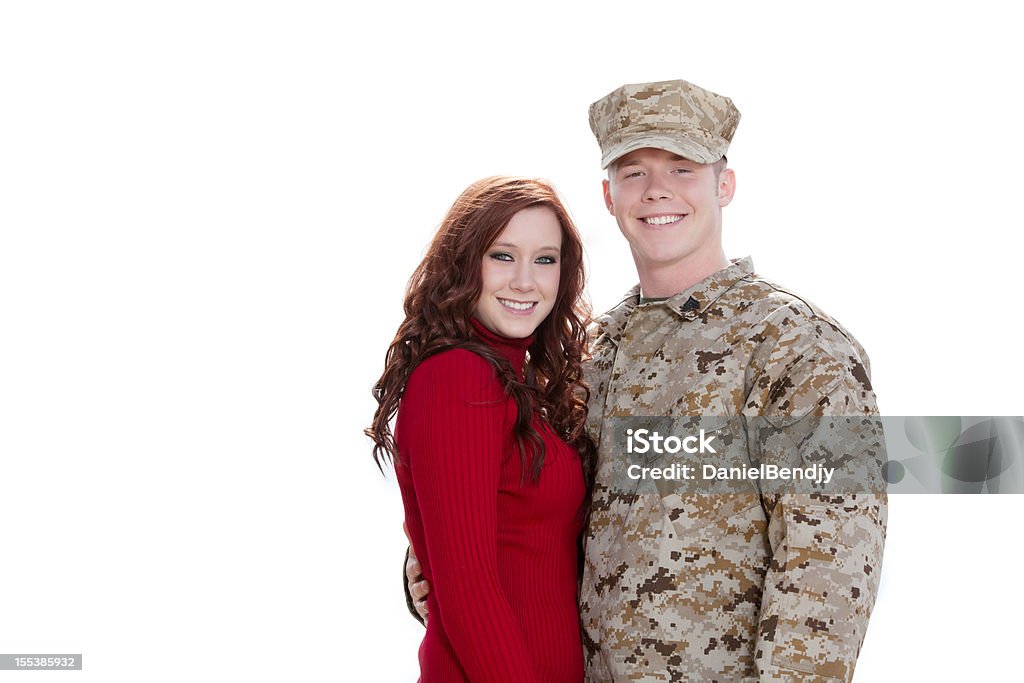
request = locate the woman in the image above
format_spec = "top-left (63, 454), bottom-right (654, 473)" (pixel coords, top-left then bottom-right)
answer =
top-left (367, 176), bottom-right (595, 682)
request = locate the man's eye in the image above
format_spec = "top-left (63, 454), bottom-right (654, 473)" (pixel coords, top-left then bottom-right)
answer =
top-left (489, 252), bottom-right (513, 262)
top-left (674, 168), bottom-right (691, 174)
top-left (536, 256), bottom-right (557, 265)
top-left (625, 170), bottom-right (643, 178)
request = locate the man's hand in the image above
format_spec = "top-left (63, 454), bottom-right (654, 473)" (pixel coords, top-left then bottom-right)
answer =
top-left (404, 522), bottom-right (430, 624)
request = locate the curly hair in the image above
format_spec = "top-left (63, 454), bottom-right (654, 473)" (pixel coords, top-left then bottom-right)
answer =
top-left (366, 176), bottom-right (595, 488)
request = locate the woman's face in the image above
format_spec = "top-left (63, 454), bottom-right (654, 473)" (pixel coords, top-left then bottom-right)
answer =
top-left (474, 205), bottom-right (563, 339)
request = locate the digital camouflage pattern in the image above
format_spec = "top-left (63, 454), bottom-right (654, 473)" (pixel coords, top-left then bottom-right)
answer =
top-left (581, 257), bottom-right (887, 682)
top-left (589, 79), bottom-right (741, 169)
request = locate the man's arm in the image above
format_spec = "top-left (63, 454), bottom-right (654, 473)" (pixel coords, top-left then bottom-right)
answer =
top-left (755, 490), bottom-right (886, 682)
top-left (748, 324), bottom-right (887, 682)
top-left (403, 529), bottom-right (428, 625)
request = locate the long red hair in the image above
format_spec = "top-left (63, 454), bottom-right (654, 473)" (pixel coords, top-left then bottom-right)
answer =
top-left (366, 176), bottom-right (595, 485)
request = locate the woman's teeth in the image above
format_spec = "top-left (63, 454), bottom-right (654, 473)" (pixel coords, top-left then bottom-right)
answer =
top-left (498, 298), bottom-right (536, 311)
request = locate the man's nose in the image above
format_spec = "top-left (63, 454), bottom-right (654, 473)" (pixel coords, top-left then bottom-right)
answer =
top-left (643, 177), bottom-right (673, 201)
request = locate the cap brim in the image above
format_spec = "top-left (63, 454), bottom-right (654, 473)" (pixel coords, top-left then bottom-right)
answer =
top-left (601, 134), bottom-right (721, 169)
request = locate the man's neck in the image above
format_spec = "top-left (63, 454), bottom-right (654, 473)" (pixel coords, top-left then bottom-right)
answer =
top-left (635, 249), bottom-right (730, 298)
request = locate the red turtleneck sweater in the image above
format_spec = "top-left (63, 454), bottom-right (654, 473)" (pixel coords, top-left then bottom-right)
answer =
top-left (394, 320), bottom-right (585, 683)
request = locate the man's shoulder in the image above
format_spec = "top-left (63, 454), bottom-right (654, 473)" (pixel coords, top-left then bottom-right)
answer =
top-left (726, 272), bottom-right (869, 361)
top-left (592, 289), bottom-right (638, 325)
top-left (587, 288), bottom-right (639, 350)
top-left (729, 273), bottom-right (839, 326)
top-left (718, 273), bottom-right (878, 415)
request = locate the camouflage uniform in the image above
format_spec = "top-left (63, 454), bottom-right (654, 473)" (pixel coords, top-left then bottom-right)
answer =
top-left (580, 257), bottom-right (887, 682)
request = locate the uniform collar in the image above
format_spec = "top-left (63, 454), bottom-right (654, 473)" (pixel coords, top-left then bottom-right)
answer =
top-left (595, 257), bottom-right (756, 345)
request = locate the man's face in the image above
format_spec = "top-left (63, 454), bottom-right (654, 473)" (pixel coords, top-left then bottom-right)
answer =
top-left (603, 147), bottom-right (734, 272)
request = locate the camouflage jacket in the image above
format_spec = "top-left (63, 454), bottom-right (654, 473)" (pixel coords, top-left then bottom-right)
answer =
top-left (580, 257), bottom-right (887, 682)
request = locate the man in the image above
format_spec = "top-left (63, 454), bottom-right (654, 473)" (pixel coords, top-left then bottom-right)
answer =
top-left (408, 79), bottom-right (886, 682)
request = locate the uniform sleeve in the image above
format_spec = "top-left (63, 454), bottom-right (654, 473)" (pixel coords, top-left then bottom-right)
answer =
top-left (747, 323), bottom-right (888, 682)
top-left (404, 351), bottom-right (542, 683)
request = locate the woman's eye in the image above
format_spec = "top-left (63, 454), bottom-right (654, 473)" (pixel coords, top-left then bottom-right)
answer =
top-left (536, 256), bottom-right (557, 265)
top-left (489, 252), bottom-right (513, 262)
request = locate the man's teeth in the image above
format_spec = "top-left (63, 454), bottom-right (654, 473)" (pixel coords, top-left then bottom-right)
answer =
top-left (641, 215), bottom-right (683, 225)
top-left (499, 298), bottom-right (536, 311)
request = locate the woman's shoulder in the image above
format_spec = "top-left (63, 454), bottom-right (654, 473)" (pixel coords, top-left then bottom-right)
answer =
top-left (412, 346), bottom-right (495, 376)
top-left (405, 347), bottom-right (503, 399)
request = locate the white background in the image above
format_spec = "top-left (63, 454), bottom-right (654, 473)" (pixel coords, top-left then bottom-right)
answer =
top-left (1, 1), bottom-right (1022, 681)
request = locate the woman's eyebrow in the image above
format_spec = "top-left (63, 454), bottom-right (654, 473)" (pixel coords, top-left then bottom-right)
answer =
top-left (491, 242), bottom-right (560, 251)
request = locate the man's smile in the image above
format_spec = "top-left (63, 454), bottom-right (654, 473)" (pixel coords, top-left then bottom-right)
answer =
top-left (639, 214), bottom-right (686, 226)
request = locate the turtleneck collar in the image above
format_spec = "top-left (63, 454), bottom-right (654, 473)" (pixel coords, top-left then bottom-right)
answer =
top-left (470, 318), bottom-right (534, 378)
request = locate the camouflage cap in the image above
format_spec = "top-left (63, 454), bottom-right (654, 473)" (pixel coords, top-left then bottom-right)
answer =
top-left (589, 79), bottom-right (741, 168)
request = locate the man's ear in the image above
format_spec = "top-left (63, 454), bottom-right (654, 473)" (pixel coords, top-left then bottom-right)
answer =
top-left (602, 178), bottom-right (614, 215)
top-left (717, 168), bottom-right (736, 207)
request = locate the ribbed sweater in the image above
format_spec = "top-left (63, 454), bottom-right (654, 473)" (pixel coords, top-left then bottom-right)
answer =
top-left (394, 319), bottom-right (585, 683)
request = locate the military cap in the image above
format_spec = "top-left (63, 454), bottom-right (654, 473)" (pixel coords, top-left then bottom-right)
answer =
top-left (589, 79), bottom-right (741, 168)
